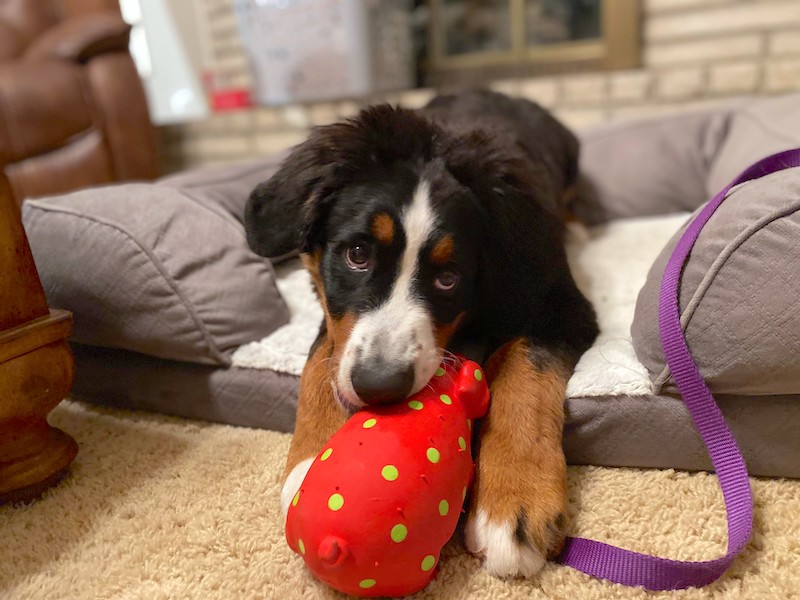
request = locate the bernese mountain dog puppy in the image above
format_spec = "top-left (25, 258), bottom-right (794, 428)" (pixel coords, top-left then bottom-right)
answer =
top-left (245, 89), bottom-right (598, 578)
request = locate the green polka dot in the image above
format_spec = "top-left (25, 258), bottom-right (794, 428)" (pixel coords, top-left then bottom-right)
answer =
top-left (320, 448), bottom-right (333, 461)
top-left (458, 436), bottom-right (466, 451)
top-left (438, 499), bottom-right (449, 516)
top-left (359, 579), bottom-right (376, 589)
top-left (328, 493), bottom-right (344, 511)
top-left (474, 368), bottom-right (483, 381)
top-left (381, 465), bottom-right (399, 481)
top-left (421, 555), bottom-right (436, 572)
top-left (363, 418), bottom-right (377, 429)
top-left (391, 523), bottom-right (408, 542)
top-left (439, 393), bottom-right (452, 405)
top-left (435, 367), bottom-right (445, 377)
top-left (408, 400), bottom-right (424, 410)
top-left (427, 448), bottom-right (440, 463)
top-left (462, 487), bottom-right (467, 501)
top-left (298, 539), bottom-right (305, 555)
top-left (292, 491), bottom-right (300, 507)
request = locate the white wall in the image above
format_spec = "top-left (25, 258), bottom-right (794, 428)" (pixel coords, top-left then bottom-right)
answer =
top-left (121, 0), bottom-right (210, 125)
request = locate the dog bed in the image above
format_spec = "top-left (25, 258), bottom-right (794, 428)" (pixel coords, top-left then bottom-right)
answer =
top-left (22, 93), bottom-right (800, 478)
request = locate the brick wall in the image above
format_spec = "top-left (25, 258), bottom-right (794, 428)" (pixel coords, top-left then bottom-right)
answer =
top-left (159, 0), bottom-right (800, 172)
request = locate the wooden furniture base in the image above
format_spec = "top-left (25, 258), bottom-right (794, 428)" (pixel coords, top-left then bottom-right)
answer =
top-left (0, 426), bottom-right (77, 504)
top-left (0, 184), bottom-right (77, 504)
top-left (0, 311), bottom-right (77, 504)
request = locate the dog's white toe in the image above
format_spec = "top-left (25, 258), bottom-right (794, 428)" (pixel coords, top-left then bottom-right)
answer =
top-left (465, 508), bottom-right (546, 578)
top-left (280, 457), bottom-right (314, 518)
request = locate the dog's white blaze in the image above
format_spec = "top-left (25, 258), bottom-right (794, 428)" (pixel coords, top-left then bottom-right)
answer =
top-left (465, 509), bottom-right (546, 578)
top-left (337, 179), bottom-right (440, 400)
top-left (280, 457), bottom-right (314, 519)
top-left (397, 179), bottom-right (435, 295)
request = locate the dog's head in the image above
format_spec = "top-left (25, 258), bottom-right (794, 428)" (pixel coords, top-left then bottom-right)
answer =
top-left (245, 105), bottom-right (564, 412)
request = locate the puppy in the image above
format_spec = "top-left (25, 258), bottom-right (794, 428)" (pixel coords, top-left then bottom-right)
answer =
top-left (245, 90), bottom-right (598, 577)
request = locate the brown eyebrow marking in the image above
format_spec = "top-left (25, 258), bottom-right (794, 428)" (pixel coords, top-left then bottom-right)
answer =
top-left (430, 235), bottom-right (454, 265)
top-left (371, 213), bottom-right (394, 245)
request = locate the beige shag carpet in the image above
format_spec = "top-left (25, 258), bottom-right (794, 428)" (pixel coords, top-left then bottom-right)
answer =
top-left (2, 400), bottom-right (799, 600)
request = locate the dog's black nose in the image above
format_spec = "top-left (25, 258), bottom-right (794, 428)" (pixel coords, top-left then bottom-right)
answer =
top-left (351, 362), bottom-right (415, 405)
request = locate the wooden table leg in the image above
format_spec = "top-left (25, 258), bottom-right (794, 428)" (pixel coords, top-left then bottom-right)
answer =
top-left (0, 189), bottom-right (77, 504)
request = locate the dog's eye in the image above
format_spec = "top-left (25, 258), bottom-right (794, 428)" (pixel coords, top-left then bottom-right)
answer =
top-left (344, 244), bottom-right (373, 271)
top-left (434, 270), bottom-right (460, 292)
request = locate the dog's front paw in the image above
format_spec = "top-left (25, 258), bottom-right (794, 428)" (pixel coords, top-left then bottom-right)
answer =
top-left (465, 454), bottom-right (568, 578)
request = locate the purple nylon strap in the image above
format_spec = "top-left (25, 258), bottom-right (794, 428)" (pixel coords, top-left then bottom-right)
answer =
top-left (557, 148), bottom-right (800, 590)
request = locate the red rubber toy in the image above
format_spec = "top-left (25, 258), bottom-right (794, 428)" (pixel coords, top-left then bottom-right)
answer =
top-left (285, 357), bottom-right (490, 597)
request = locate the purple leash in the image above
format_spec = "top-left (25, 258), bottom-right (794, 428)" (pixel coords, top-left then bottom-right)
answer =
top-left (557, 148), bottom-right (800, 590)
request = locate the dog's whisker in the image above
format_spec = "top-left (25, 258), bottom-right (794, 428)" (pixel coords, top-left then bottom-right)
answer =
top-left (432, 348), bottom-right (460, 389)
top-left (306, 356), bottom-right (338, 381)
top-left (440, 349), bottom-right (461, 365)
top-left (437, 348), bottom-right (462, 367)
top-left (309, 357), bottom-right (332, 372)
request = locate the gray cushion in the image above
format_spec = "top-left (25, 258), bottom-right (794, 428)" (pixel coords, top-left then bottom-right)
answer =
top-left (22, 158), bottom-right (290, 366)
top-left (563, 393), bottom-right (800, 479)
top-left (68, 343), bottom-right (800, 478)
top-left (574, 94), bottom-right (800, 225)
top-left (632, 167), bottom-right (800, 396)
top-left (573, 107), bottom-right (733, 224)
top-left (707, 93), bottom-right (800, 197)
top-left (70, 344), bottom-right (299, 432)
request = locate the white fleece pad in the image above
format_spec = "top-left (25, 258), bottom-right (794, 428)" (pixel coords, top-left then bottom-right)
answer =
top-left (232, 259), bottom-right (325, 375)
top-left (564, 213), bottom-right (688, 397)
top-left (232, 213), bottom-right (690, 398)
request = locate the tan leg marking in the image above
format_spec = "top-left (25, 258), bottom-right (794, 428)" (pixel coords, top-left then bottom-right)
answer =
top-left (466, 338), bottom-right (569, 577)
top-left (283, 252), bottom-right (350, 484)
top-left (282, 334), bottom-right (347, 484)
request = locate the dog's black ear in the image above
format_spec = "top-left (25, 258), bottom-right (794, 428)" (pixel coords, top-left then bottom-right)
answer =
top-left (244, 135), bottom-right (334, 258)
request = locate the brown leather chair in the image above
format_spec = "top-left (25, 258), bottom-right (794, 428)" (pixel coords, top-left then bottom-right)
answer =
top-left (0, 0), bottom-right (160, 208)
